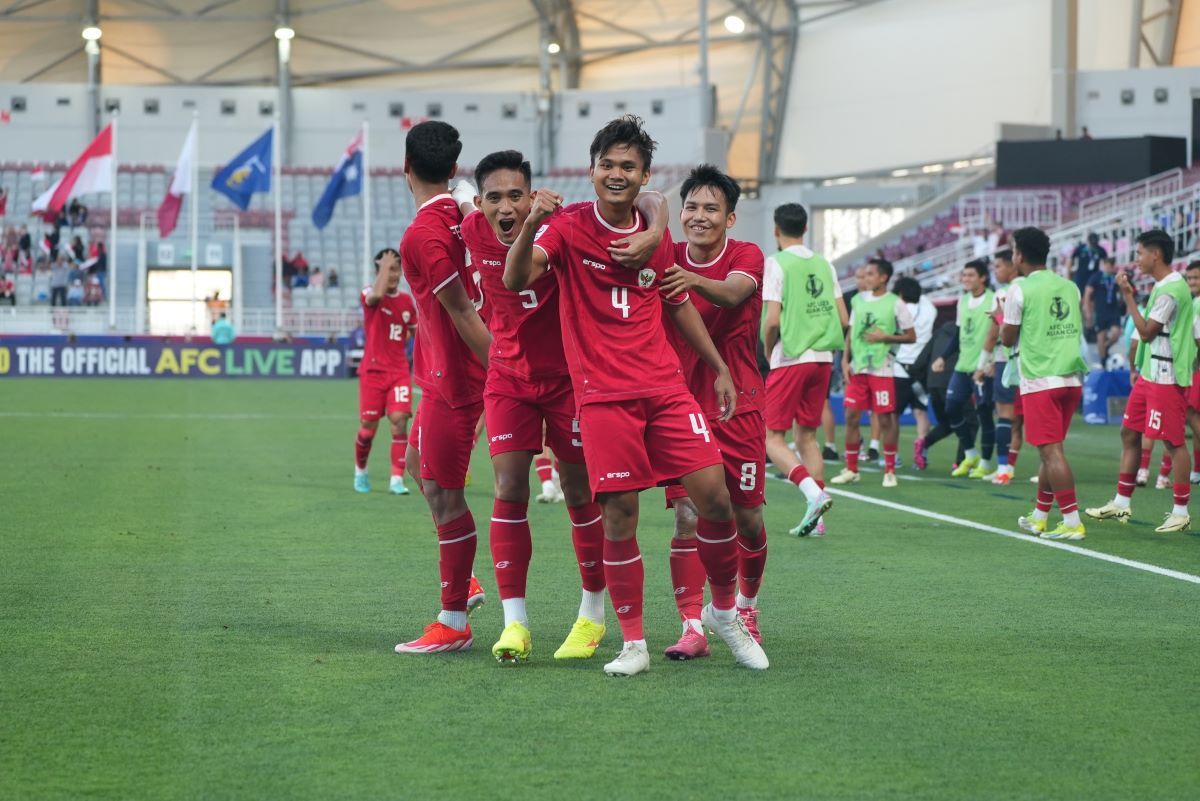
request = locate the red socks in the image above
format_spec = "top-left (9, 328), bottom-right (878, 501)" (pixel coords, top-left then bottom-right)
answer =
top-left (737, 525), bottom-right (767, 602)
top-left (786, 464), bottom-right (811, 485)
top-left (845, 440), bottom-right (861, 474)
top-left (1009, 447), bottom-right (1020, 468)
top-left (354, 426), bottom-right (376, 470)
top-left (695, 517), bottom-right (738, 611)
top-left (390, 436), bottom-right (407, 477)
top-left (489, 499), bottom-right (531, 601)
top-left (534, 455), bottom-right (553, 482)
top-left (603, 537), bottom-right (644, 641)
top-left (669, 537), bottom-right (705, 622)
top-left (1117, 472), bottom-right (1136, 498)
top-left (1054, 489), bottom-right (1078, 517)
top-left (1173, 483), bottom-right (1190, 509)
top-left (1139, 447), bottom-right (1152, 471)
top-left (567, 504), bottom-right (606, 592)
top-left (1036, 489), bottom-right (1054, 513)
top-left (884, 448), bottom-right (896, 473)
top-left (1159, 452), bottom-right (1173, 480)
top-left (436, 510), bottom-right (477, 613)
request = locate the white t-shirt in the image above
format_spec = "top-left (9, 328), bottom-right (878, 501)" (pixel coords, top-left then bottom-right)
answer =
top-left (849, 291), bottom-right (916, 377)
top-left (1003, 279), bottom-right (1084, 395)
top-left (895, 295), bottom-right (937, 377)
top-left (763, 244), bottom-right (843, 369)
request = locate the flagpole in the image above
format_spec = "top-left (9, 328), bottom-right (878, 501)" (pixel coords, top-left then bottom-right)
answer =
top-left (362, 120), bottom-right (371, 290)
top-left (108, 111), bottom-right (118, 330)
top-left (191, 112), bottom-right (200, 333)
top-left (273, 113), bottom-right (283, 333)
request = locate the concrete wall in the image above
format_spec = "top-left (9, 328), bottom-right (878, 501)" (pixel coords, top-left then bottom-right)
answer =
top-left (1075, 66), bottom-right (1200, 156)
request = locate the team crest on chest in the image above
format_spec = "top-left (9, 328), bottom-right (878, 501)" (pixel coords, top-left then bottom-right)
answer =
top-left (637, 268), bottom-right (656, 289)
top-left (401, 311), bottom-right (411, 323)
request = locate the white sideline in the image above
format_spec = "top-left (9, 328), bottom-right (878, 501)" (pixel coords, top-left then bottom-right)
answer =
top-left (0, 411), bottom-right (342, 421)
top-left (826, 487), bottom-right (1200, 586)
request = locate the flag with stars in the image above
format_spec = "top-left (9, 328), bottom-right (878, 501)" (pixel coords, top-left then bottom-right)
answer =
top-left (311, 129), bottom-right (364, 229)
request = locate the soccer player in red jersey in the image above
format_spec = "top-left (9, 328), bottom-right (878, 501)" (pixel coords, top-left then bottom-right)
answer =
top-left (656, 165), bottom-right (768, 660)
top-left (393, 121), bottom-right (493, 655)
top-left (454, 149), bottom-right (668, 663)
top-left (506, 116), bottom-right (768, 676)
top-left (354, 248), bottom-right (418, 496)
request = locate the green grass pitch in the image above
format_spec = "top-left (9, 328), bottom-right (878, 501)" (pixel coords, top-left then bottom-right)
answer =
top-left (2, 379), bottom-right (1198, 800)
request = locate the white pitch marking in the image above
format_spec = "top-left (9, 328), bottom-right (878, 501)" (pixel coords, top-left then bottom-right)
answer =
top-left (0, 411), bottom-right (343, 421)
top-left (825, 487), bottom-right (1200, 586)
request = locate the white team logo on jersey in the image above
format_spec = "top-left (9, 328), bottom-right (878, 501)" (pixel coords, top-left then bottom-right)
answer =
top-left (401, 311), bottom-right (411, 323)
top-left (637, 268), bottom-right (655, 289)
top-left (534, 224), bottom-right (549, 241)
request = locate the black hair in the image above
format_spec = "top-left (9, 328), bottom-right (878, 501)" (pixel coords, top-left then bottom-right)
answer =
top-left (1136, 228), bottom-right (1175, 264)
top-left (1012, 227), bottom-right (1050, 266)
top-left (1087, 232), bottom-right (1100, 245)
top-left (894, 275), bottom-right (922, 303)
top-left (374, 247), bottom-right (399, 272)
top-left (680, 164), bottom-right (740, 213)
top-left (774, 203), bottom-right (808, 238)
top-left (963, 258), bottom-right (991, 288)
top-left (589, 114), bottom-right (656, 170)
top-left (405, 120), bottom-right (462, 184)
top-left (994, 248), bottom-right (1013, 263)
top-left (1187, 261), bottom-right (1200, 273)
top-left (867, 257), bottom-right (894, 282)
top-left (475, 150), bottom-right (531, 193)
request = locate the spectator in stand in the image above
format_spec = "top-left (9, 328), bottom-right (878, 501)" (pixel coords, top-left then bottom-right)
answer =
top-left (90, 241), bottom-right (107, 293)
top-left (49, 254), bottom-right (69, 306)
top-left (211, 313), bottom-right (236, 345)
top-left (327, 268), bottom-right (340, 288)
top-left (1084, 256), bottom-right (1124, 365)
top-left (83, 276), bottom-right (103, 306)
top-left (0, 187), bottom-right (8, 215)
top-left (1080, 127), bottom-right (1093, 140)
top-left (1054, 129), bottom-right (1064, 141)
top-left (293, 265), bottom-right (309, 288)
top-left (1070, 232), bottom-right (1107, 295)
top-left (18, 225), bottom-right (31, 267)
top-left (68, 198), bottom-right (88, 226)
top-left (0, 272), bottom-right (14, 305)
top-left (69, 235), bottom-right (85, 262)
top-left (309, 267), bottom-right (325, 289)
top-left (66, 278), bottom-right (84, 306)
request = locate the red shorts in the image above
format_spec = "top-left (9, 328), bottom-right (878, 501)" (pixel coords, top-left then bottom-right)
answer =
top-left (665, 411), bottom-right (767, 509)
top-left (1013, 386), bottom-right (1024, 417)
top-left (483, 369), bottom-right (582, 462)
top-left (359, 369), bottom-right (412, 420)
top-left (579, 389), bottom-right (722, 497)
top-left (1188, 370), bottom-right (1200, 413)
top-left (413, 392), bottom-right (484, 489)
top-left (1023, 386), bottom-right (1082, 446)
top-left (765, 363), bottom-right (832, 430)
top-left (844, 373), bottom-right (897, 414)
top-left (1123, 379), bottom-right (1187, 446)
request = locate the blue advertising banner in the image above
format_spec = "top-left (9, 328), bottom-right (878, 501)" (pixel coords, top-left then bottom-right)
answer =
top-left (0, 337), bottom-right (348, 379)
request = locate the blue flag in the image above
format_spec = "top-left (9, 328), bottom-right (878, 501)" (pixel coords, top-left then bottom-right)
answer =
top-left (312, 132), bottom-right (363, 229)
top-left (211, 128), bottom-right (273, 210)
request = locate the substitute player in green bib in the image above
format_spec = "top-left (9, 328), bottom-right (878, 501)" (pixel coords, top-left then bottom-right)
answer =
top-left (1086, 230), bottom-right (1197, 533)
top-left (1001, 227), bottom-right (1089, 540)
top-left (1185, 261), bottom-right (1200, 485)
top-left (831, 257), bottom-right (915, 487)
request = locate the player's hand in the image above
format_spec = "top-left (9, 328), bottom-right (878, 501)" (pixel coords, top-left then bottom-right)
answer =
top-left (984, 363), bottom-right (995, 379)
top-left (375, 250), bottom-right (399, 273)
top-left (609, 229), bottom-right (661, 268)
top-left (931, 357), bottom-right (945, 374)
top-left (842, 362), bottom-right (853, 386)
top-left (714, 369), bottom-right (736, 422)
top-left (661, 265), bottom-right (698, 299)
top-left (1115, 271), bottom-right (1134, 298)
top-left (451, 179), bottom-right (478, 210)
top-left (972, 369), bottom-right (984, 383)
top-left (527, 189), bottom-right (563, 226)
top-left (863, 327), bottom-right (887, 343)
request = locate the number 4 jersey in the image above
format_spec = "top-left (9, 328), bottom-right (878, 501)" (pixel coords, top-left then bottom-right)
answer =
top-left (533, 201), bottom-right (687, 409)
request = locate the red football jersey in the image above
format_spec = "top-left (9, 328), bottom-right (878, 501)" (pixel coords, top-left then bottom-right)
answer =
top-left (533, 201), bottom-right (687, 408)
top-left (460, 208), bottom-right (575, 380)
top-left (400, 193), bottom-right (485, 408)
top-left (360, 287), bottom-right (417, 374)
top-left (666, 238), bottom-right (765, 419)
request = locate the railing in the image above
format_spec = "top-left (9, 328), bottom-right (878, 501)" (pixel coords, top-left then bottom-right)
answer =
top-left (1075, 168), bottom-right (1184, 228)
top-left (958, 189), bottom-right (1061, 233)
top-left (0, 306), bottom-right (139, 335)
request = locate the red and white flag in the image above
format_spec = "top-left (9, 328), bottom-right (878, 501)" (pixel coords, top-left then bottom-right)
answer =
top-left (32, 124), bottom-right (114, 216)
top-left (30, 164), bottom-right (45, 183)
top-left (157, 120), bottom-right (197, 238)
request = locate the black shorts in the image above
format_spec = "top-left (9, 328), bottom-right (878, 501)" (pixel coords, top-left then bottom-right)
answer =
top-left (1093, 314), bottom-right (1122, 333)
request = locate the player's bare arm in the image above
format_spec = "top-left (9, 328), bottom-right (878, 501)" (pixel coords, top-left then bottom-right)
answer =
top-left (503, 189), bottom-right (561, 291)
top-left (664, 299), bottom-right (736, 421)
top-left (364, 250), bottom-right (397, 306)
top-left (999, 321), bottom-right (1020, 349)
top-left (836, 296), bottom-right (849, 329)
top-left (1117, 271), bottom-right (1163, 341)
top-left (661, 267), bottom-right (755, 308)
top-left (608, 190), bottom-right (669, 269)
top-left (975, 319), bottom-right (1000, 381)
top-left (436, 278), bottom-right (491, 366)
top-left (863, 325), bottom-right (916, 345)
top-left (762, 299), bottom-right (782, 356)
top-left (843, 329), bottom-right (854, 384)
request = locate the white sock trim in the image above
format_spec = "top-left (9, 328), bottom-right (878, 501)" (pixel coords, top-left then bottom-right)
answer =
top-left (602, 555), bottom-right (642, 566)
top-left (490, 517), bottom-right (528, 523)
top-left (695, 532), bottom-right (737, 544)
top-left (571, 515), bottom-right (602, 527)
top-left (438, 532), bottom-right (477, 545)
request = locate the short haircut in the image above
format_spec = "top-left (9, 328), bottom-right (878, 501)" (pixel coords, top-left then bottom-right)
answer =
top-left (1101, 256), bottom-right (1116, 266)
top-left (774, 203), bottom-right (808, 238)
top-left (680, 164), bottom-right (741, 212)
top-left (963, 258), bottom-right (990, 281)
top-left (374, 247), bottom-right (399, 272)
top-left (475, 150), bottom-right (531, 193)
top-left (1012, 227), bottom-right (1050, 266)
top-left (1187, 261), bottom-right (1200, 273)
top-left (589, 114), bottom-right (656, 170)
top-left (994, 248), bottom-right (1013, 263)
top-left (867, 257), bottom-right (894, 281)
top-left (1136, 228), bottom-right (1175, 264)
top-left (894, 275), bottom-right (922, 303)
top-left (405, 120), bottom-right (462, 184)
